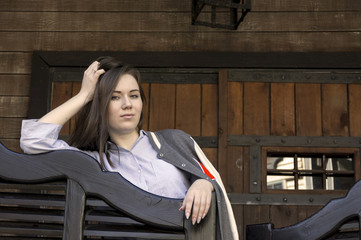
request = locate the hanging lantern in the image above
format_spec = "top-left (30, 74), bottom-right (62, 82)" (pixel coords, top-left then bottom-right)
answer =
top-left (192, 0), bottom-right (251, 30)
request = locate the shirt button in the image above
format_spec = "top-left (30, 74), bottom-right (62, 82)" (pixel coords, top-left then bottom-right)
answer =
top-left (181, 163), bottom-right (186, 167)
top-left (159, 153), bottom-right (164, 158)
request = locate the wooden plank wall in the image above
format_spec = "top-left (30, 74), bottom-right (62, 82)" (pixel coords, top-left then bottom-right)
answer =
top-left (228, 80), bottom-right (361, 237)
top-left (1, 0), bottom-right (360, 150)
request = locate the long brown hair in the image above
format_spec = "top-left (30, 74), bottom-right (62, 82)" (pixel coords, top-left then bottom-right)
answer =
top-left (69, 56), bottom-right (146, 169)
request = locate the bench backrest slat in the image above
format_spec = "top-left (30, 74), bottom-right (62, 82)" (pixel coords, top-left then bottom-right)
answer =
top-left (63, 179), bottom-right (85, 240)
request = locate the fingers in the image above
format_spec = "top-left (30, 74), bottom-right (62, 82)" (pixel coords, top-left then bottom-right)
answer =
top-left (80, 61), bottom-right (105, 102)
top-left (85, 61), bottom-right (98, 74)
top-left (192, 191), bottom-right (211, 225)
top-left (181, 192), bottom-right (194, 221)
top-left (191, 193), bottom-right (201, 225)
top-left (180, 180), bottom-right (213, 225)
top-left (198, 192), bottom-right (211, 220)
top-left (96, 68), bottom-right (105, 76)
top-left (85, 61), bottom-right (104, 77)
top-left (202, 194), bottom-right (211, 219)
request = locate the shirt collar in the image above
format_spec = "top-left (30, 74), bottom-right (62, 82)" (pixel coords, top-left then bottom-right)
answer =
top-left (107, 130), bottom-right (147, 151)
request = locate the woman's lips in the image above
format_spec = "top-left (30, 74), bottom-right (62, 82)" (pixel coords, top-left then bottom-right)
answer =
top-left (121, 114), bottom-right (134, 119)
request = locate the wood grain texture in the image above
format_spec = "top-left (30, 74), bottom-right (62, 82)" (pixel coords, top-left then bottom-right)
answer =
top-left (349, 84), bottom-right (361, 137)
top-left (231, 205), bottom-right (244, 240)
top-left (0, 75), bottom-right (30, 96)
top-left (243, 205), bottom-right (270, 237)
top-left (0, 53), bottom-right (31, 74)
top-left (295, 83), bottom-right (322, 136)
top-left (322, 84), bottom-right (349, 136)
top-left (252, 0), bottom-right (361, 11)
top-left (218, 70), bottom-right (228, 182)
top-left (0, 139), bottom-right (21, 152)
top-left (0, 0), bottom-right (189, 12)
top-left (1, 32), bottom-right (361, 52)
top-left (201, 84), bottom-right (218, 137)
top-left (243, 147), bottom-right (250, 193)
top-left (226, 146), bottom-right (244, 193)
top-left (297, 205), bottom-right (323, 222)
top-left (149, 83), bottom-right (175, 131)
top-left (243, 82), bottom-right (269, 135)
top-left (228, 81), bottom-right (243, 135)
top-left (0, 118), bottom-right (22, 138)
top-left (270, 83), bottom-right (295, 136)
top-left (270, 205), bottom-right (299, 228)
top-left (51, 82), bottom-right (72, 135)
top-left (0, 96), bottom-right (29, 118)
top-left (1, 12), bottom-right (360, 32)
top-left (1, 0), bottom-right (360, 12)
top-left (141, 83), bottom-right (150, 131)
top-left (200, 84), bottom-right (218, 170)
top-left (63, 179), bottom-right (85, 240)
top-left (175, 84), bottom-right (201, 136)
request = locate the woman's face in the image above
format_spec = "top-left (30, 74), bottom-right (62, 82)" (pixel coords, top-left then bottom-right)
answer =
top-left (107, 74), bottom-right (143, 137)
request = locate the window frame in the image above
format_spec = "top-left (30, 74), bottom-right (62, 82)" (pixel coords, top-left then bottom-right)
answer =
top-left (262, 146), bottom-right (361, 194)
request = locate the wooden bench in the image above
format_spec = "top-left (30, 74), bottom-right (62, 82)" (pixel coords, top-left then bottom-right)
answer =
top-left (246, 179), bottom-right (361, 240)
top-left (0, 142), bottom-right (216, 239)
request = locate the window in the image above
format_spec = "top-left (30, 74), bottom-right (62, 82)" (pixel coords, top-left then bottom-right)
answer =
top-left (263, 147), bottom-right (359, 192)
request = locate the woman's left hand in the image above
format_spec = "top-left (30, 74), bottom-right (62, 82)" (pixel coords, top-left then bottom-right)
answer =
top-left (179, 179), bottom-right (214, 225)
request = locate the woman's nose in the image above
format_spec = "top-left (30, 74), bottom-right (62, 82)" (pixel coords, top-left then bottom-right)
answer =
top-left (122, 96), bottom-right (132, 108)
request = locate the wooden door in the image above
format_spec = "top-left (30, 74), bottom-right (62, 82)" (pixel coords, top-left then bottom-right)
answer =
top-left (28, 52), bottom-right (361, 239)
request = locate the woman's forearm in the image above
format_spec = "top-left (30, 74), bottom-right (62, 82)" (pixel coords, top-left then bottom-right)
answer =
top-left (38, 92), bottom-right (89, 126)
top-left (39, 61), bottom-right (104, 126)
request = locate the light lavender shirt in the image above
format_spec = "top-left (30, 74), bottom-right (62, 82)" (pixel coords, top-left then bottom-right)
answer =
top-left (20, 119), bottom-right (190, 199)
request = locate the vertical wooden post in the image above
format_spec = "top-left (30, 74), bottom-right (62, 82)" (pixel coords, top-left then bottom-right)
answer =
top-left (249, 145), bottom-right (262, 193)
top-left (184, 194), bottom-right (217, 240)
top-left (63, 179), bottom-right (86, 240)
top-left (218, 70), bottom-right (228, 180)
top-left (29, 53), bottom-right (51, 119)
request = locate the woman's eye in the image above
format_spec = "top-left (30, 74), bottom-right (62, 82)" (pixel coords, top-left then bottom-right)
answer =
top-left (130, 94), bottom-right (139, 99)
top-left (111, 96), bottom-right (120, 100)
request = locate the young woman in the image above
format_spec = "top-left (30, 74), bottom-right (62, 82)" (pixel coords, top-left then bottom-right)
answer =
top-left (20, 56), bottom-right (238, 240)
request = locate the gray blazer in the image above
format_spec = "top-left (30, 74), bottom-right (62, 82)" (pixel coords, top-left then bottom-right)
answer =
top-left (147, 129), bottom-right (238, 240)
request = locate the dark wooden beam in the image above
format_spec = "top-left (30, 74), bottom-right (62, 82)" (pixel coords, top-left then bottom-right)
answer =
top-left (35, 51), bottom-right (361, 69)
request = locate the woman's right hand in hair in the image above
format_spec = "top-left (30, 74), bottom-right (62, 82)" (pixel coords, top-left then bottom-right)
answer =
top-left (79, 61), bottom-right (105, 103)
top-left (38, 61), bottom-right (105, 126)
